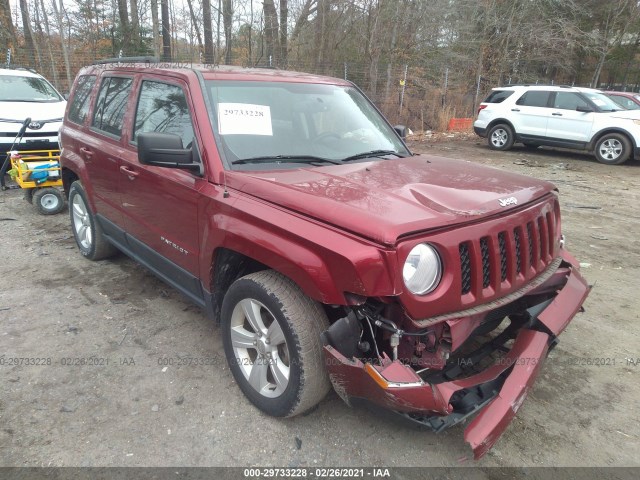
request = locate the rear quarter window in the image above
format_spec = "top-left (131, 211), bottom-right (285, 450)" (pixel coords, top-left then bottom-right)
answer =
top-left (67, 75), bottom-right (96, 125)
top-left (484, 90), bottom-right (514, 103)
top-left (516, 91), bottom-right (551, 108)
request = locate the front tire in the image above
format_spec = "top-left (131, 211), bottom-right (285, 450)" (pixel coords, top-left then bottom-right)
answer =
top-left (594, 133), bottom-right (631, 165)
top-left (69, 181), bottom-right (118, 260)
top-left (488, 124), bottom-right (515, 151)
top-left (221, 270), bottom-right (331, 418)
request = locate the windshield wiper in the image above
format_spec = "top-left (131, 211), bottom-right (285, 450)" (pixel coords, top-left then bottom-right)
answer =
top-left (341, 150), bottom-right (404, 162)
top-left (232, 155), bottom-right (342, 165)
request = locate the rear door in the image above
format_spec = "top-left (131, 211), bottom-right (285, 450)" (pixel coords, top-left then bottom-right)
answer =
top-left (118, 76), bottom-right (205, 301)
top-left (510, 90), bottom-right (552, 138)
top-left (84, 75), bottom-right (134, 227)
top-left (546, 92), bottom-right (594, 144)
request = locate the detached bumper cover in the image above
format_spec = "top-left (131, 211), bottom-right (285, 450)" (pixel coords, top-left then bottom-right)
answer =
top-left (323, 260), bottom-right (590, 459)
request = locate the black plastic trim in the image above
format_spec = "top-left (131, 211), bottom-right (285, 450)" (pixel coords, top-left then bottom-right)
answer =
top-left (96, 214), bottom-right (210, 311)
top-left (515, 133), bottom-right (587, 150)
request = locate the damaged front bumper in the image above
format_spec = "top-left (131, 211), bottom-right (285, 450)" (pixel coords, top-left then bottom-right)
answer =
top-left (322, 254), bottom-right (590, 459)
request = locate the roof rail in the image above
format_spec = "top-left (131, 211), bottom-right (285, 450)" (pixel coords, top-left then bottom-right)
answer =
top-left (502, 84), bottom-right (578, 88)
top-left (93, 56), bottom-right (159, 65)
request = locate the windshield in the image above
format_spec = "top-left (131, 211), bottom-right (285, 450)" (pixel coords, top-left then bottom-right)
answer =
top-left (583, 91), bottom-right (625, 112)
top-left (0, 75), bottom-right (63, 102)
top-left (205, 80), bottom-right (409, 169)
top-left (605, 94), bottom-right (640, 110)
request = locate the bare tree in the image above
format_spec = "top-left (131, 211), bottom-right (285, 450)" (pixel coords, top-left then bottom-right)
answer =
top-left (186, 0), bottom-right (204, 58)
top-left (223, 0), bottom-right (233, 64)
top-left (587, 0), bottom-right (640, 87)
top-left (116, 0), bottom-right (130, 54)
top-left (150, 0), bottom-right (161, 57)
top-left (279, 0), bottom-right (288, 65)
top-left (130, 0), bottom-right (141, 52)
top-left (313, 0), bottom-right (330, 70)
top-left (203, 0), bottom-right (215, 63)
top-left (19, 0), bottom-right (40, 67)
top-left (38, 0), bottom-right (59, 86)
top-left (160, 0), bottom-right (171, 60)
top-left (263, 0), bottom-right (279, 65)
top-left (50, 0), bottom-right (71, 88)
top-left (0, 0), bottom-right (17, 52)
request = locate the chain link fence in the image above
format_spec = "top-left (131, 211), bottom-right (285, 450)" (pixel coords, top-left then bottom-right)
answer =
top-left (6, 46), bottom-right (640, 133)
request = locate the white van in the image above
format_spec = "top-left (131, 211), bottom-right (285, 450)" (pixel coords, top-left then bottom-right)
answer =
top-left (0, 67), bottom-right (67, 152)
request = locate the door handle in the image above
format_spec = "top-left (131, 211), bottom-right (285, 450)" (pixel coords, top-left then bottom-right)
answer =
top-left (120, 165), bottom-right (139, 180)
top-left (552, 112), bottom-right (563, 116)
top-left (79, 147), bottom-right (94, 159)
top-left (511, 108), bottom-right (520, 112)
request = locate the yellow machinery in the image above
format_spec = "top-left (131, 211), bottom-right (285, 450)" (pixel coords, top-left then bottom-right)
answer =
top-left (7, 149), bottom-right (65, 215)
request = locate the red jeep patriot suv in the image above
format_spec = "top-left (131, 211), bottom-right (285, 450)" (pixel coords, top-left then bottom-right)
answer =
top-left (59, 60), bottom-right (590, 458)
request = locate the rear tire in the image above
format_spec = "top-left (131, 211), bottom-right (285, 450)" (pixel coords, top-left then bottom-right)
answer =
top-left (32, 187), bottom-right (65, 215)
top-left (488, 124), bottom-right (515, 151)
top-left (594, 133), bottom-right (631, 165)
top-left (221, 270), bottom-right (331, 418)
top-left (69, 181), bottom-right (118, 260)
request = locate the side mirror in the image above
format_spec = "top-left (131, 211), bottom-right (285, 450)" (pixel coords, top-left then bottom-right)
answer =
top-left (576, 106), bottom-right (594, 113)
top-left (137, 132), bottom-right (202, 175)
top-left (394, 125), bottom-right (408, 139)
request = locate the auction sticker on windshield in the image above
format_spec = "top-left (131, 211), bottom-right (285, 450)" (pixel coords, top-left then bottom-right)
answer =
top-left (218, 103), bottom-right (273, 136)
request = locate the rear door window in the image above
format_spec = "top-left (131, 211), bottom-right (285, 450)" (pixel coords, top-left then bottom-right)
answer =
top-left (91, 77), bottom-right (133, 138)
top-left (516, 91), bottom-right (551, 108)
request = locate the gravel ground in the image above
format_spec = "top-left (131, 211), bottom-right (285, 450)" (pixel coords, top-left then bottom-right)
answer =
top-left (1, 136), bottom-right (639, 469)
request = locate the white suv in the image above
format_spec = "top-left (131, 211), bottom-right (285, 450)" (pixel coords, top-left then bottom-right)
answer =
top-left (0, 67), bottom-right (67, 152)
top-left (474, 85), bottom-right (640, 165)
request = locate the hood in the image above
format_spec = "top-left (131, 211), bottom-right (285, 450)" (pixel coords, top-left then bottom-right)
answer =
top-left (603, 109), bottom-right (640, 120)
top-left (226, 155), bottom-right (556, 245)
top-left (0, 101), bottom-right (66, 122)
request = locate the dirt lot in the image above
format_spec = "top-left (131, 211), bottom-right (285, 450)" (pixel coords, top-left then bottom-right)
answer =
top-left (1, 136), bottom-right (639, 469)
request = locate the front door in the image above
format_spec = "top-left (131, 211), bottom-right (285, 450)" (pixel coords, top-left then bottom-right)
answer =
top-left (546, 92), bottom-right (594, 144)
top-left (118, 78), bottom-right (204, 303)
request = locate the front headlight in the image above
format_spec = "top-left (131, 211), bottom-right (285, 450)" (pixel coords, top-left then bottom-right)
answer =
top-left (633, 119), bottom-right (640, 126)
top-left (402, 243), bottom-right (442, 295)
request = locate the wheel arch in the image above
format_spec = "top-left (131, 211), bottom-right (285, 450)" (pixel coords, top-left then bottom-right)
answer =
top-left (61, 167), bottom-right (79, 198)
top-left (589, 128), bottom-right (637, 151)
top-left (209, 247), bottom-right (270, 321)
top-left (204, 211), bottom-right (397, 321)
top-left (61, 167), bottom-right (100, 214)
top-left (487, 118), bottom-right (517, 135)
